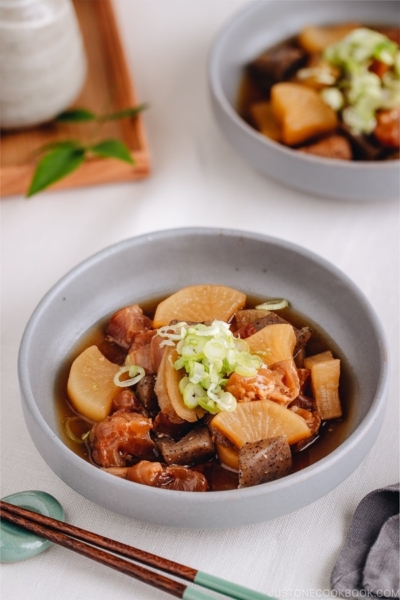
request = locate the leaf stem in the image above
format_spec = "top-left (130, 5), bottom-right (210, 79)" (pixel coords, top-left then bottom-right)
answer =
top-left (26, 102), bottom-right (148, 196)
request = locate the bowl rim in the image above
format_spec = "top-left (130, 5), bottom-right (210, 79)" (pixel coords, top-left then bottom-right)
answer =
top-left (18, 227), bottom-right (390, 504)
top-left (208, 0), bottom-right (399, 171)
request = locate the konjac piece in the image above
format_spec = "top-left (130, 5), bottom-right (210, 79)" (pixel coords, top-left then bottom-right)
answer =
top-left (156, 427), bottom-right (215, 466)
top-left (238, 436), bottom-right (292, 488)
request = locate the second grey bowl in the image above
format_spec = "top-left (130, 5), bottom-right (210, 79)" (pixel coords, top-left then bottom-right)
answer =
top-left (208, 0), bottom-right (400, 202)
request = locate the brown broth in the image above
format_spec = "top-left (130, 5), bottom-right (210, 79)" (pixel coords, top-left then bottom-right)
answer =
top-left (55, 295), bottom-right (356, 489)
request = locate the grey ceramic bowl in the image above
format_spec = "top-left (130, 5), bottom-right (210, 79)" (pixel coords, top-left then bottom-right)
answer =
top-left (18, 228), bottom-right (389, 529)
top-left (209, 0), bottom-right (400, 202)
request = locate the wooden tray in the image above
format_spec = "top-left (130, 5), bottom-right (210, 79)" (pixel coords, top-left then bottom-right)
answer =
top-left (0, 0), bottom-right (151, 198)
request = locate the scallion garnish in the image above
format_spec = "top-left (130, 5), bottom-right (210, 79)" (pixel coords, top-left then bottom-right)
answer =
top-left (322, 27), bottom-right (400, 134)
top-left (255, 298), bottom-right (289, 310)
top-left (114, 364), bottom-right (145, 388)
top-left (64, 416), bottom-right (91, 444)
top-left (157, 320), bottom-right (263, 414)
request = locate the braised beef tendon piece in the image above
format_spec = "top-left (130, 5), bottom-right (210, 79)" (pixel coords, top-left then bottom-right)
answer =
top-left (103, 461), bottom-right (208, 492)
top-left (298, 134), bottom-right (353, 160)
top-left (126, 329), bottom-right (157, 374)
top-left (238, 436), bottom-right (292, 488)
top-left (156, 427), bottom-right (215, 466)
top-left (135, 374), bottom-right (159, 416)
top-left (153, 411), bottom-right (194, 439)
top-left (373, 107), bottom-right (400, 149)
top-left (247, 44), bottom-right (307, 95)
top-left (105, 304), bottom-right (152, 349)
top-left (233, 309), bottom-right (270, 330)
top-left (296, 369), bottom-right (312, 395)
top-left (289, 392), bottom-right (315, 412)
top-left (89, 412), bottom-right (157, 468)
top-left (111, 389), bottom-right (148, 416)
top-left (340, 123), bottom-right (383, 161)
top-left (153, 465), bottom-right (208, 491)
top-left (289, 405), bottom-right (322, 452)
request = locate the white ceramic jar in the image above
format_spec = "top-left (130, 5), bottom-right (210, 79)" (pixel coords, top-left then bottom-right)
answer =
top-left (0, 0), bottom-right (87, 129)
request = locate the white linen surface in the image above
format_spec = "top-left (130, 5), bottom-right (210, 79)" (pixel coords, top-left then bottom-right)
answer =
top-left (1, 2), bottom-right (399, 599)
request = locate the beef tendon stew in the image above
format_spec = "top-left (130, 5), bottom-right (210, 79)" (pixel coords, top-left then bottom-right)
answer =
top-left (238, 24), bottom-right (400, 160)
top-left (61, 284), bottom-right (348, 492)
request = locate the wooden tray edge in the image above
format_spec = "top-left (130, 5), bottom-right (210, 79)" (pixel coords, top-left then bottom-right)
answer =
top-left (0, 0), bottom-right (151, 198)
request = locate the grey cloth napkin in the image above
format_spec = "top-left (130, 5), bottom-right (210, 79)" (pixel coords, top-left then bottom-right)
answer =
top-left (331, 483), bottom-right (400, 598)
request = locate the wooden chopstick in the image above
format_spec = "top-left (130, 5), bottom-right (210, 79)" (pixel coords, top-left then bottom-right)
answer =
top-left (0, 501), bottom-right (274, 600)
top-left (0, 503), bottom-right (194, 599)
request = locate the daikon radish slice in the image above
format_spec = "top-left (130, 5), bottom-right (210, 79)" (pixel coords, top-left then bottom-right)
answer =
top-left (304, 350), bottom-right (333, 369)
top-left (159, 347), bottom-right (205, 422)
top-left (310, 359), bottom-right (342, 420)
top-left (298, 23), bottom-right (360, 53)
top-left (246, 323), bottom-right (296, 366)
top-left (153, 284), bottom-right (246, 328)
top-left (215, 441), bottom-right (239, 471)
top-left (211, 399), bottom-right (311, 448)
top-left (271, 83), bottom-right (338, 146)
top-left (67, 346), bottom-right (120, 422)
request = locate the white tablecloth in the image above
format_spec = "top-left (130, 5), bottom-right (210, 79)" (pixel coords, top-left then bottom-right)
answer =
top-left (1, 2), bottom-right (399, 599)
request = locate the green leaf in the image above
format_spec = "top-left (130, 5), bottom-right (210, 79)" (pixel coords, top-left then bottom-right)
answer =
top-left (56, 108), bottom-right (97, 122)
top-left (33, 139), bottom-right (82, 157)
top-left (90, 139), bottom-right (134, 164)
top-left (27, 147), bottom-right (86, 197)
top-left (101, 103), bottom-right (148, 121)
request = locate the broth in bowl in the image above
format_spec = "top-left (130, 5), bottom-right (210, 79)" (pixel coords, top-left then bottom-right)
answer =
top-left (57, 285), bottom-right (354, 493)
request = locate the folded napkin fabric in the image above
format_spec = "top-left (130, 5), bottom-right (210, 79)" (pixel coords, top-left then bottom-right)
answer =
top-left (331, 483), bottom-right (399, 598)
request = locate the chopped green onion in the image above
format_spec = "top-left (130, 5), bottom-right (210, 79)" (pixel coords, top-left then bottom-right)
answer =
top-left (64, 416), bottom-right (91, 444)
top-left (342, 106), bottom-right (376, 135)
top-left (322, 27), bottom-right (400, 135)
top-left (182, 381), bottom-right (208, 409)
top-left (158, 323), bottom-right (187, 345)
top-left (157, 320), bottom-right (264, 414)
top-left (114, 364), bottom-right (145, 387)
top-left (321, 87), bottom-right (344, 111)
top-left (215, 391), bottom-right (237, 412)
top-left (297, 66), bottom-right (337, 86)
top-left (198, 397), bottom-right (219, 414)
top-left (255, 298), bottom-right (289, 310)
